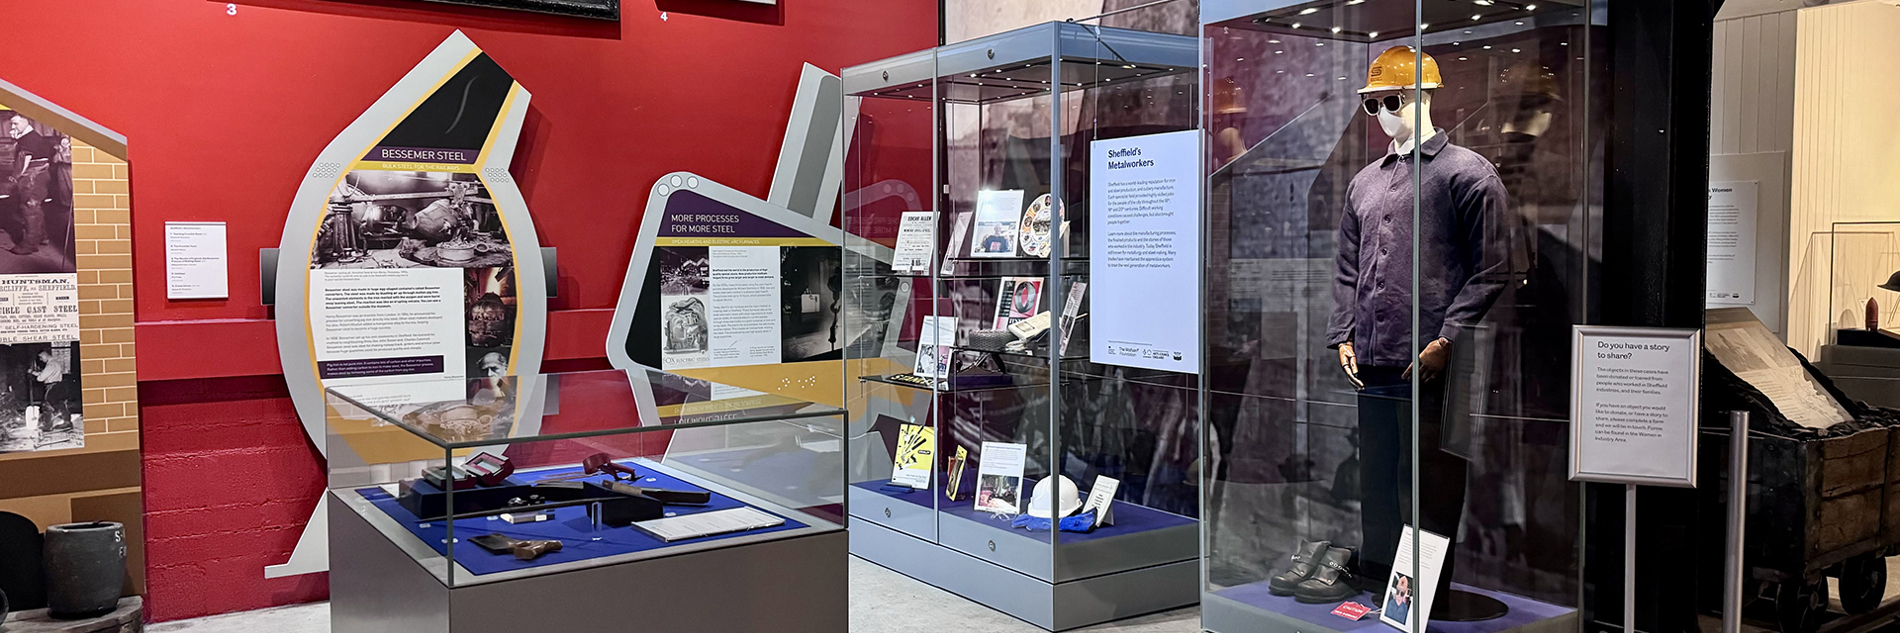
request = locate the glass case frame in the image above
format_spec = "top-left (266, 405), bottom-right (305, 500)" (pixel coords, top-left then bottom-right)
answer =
top-left (1200, 1), bottom-right (1600, 633)
top-left (841, 19), bottom-right (1204, 632)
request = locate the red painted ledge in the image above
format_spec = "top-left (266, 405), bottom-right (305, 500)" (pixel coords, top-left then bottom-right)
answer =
top-left (135, 308), bottom-right (616, 382)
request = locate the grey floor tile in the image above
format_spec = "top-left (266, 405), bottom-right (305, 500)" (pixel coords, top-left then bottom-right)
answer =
top-left (145, 556), bottom-right (1201, 632)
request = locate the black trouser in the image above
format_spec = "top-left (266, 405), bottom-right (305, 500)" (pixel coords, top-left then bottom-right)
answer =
top-left (1357, 365), bottom-right (1466, 611)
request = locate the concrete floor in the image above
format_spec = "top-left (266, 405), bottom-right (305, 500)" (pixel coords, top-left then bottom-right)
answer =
top-left (147, 556), bottom-right (1201, 633)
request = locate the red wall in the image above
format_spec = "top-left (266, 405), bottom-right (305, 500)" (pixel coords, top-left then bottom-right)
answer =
top-left (0, 0), bottom-right (934, 621)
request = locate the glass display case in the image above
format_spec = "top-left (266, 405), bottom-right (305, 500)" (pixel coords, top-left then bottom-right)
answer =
top-left (1200, 1), bottom-right (1601, 632)
top-left (1811, 221), bottom-right (1900, 409)
top-left (840, 18), bottom-right (1202, 632)
top-left (322, 368), bottom-right (846, 632)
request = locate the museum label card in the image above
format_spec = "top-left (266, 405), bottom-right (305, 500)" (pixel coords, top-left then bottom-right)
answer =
top-left (893, 212), bottom-right (935, 274)
top-left (165, 222), bottom-right (229, 300)
top-left (632, 507), bottom-right (784, 542)
top-left (1379, 526), bottom-right (1451, 633)
top-left (975, 441), bottom-right (1027, 514)
top-left (1082, 475), bottom-right (1118, 527)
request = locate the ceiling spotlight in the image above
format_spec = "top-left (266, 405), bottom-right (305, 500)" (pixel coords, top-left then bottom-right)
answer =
top-left (1292, 22), bottom-right (1302, 28)
top-left (1305, 73), bottom-right (1315, 77)
top-left (1472, 14), bottom-right (1483, 20)
top-left (1419, 23), bottom-right (1430, 29)
top-left (1277, 70), bottom-right (1286, 74)
top-left (1346, 0), bottom-right (1365, 4)
top-left (1369, 31), bottom-right (1380, 38)
top-left (1475, 0), bottom-right (1494, 4)
top-left (1298, 7), bottom-right (1320, 15)
top-left (1458, 56), bottom-right (1468, 61)
top-left (1332, 26), bottom-right (1343, 33)
top-left (1236, 57), bottom-right (1245, 61)
top-left (1526, 4), bottom-right (1537, 8)
top-left (1515, 21), bottom-right (1524, 25)
top-left (1269, 39), bottom-right (1281, 43)
top-left (1511, 48), bottom-right (1521, 53)
top-left (1275, 50), bottom-right (1284, 54)
top-left (1316, 41), bottom-right (1326, 46)
top-left (1483, 45), bottom-right (1492, 49)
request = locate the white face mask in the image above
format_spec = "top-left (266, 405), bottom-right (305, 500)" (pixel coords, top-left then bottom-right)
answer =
top-left (1377, 107), bottom-right (1410, 141)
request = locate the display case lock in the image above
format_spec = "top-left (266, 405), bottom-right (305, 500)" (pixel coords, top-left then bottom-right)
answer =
top-left (987, 540), bottom-right (996, 551)
top-left (884, 507), bottom-right (891, 518)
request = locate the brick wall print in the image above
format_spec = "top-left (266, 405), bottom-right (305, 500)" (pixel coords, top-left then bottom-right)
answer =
top-left (72, 139), bottom-right (136, 435)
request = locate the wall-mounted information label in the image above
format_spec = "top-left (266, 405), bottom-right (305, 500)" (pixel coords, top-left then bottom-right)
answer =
top-left (165, 222), bottom-right (229, 300)
top-left (1705, 181), bottom-right (1758, 306)
top-left (1569, 326), bottom-right (1701, 488)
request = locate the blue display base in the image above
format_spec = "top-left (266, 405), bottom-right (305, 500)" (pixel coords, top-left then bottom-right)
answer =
top-left (849, 481), bottom-right (1194, 543)
top-left (360, 462), bottom-right (806, 576)
top-left (1210, 580), bottom-right (1574, 633)
top-left (851, 480), bottom-right (934, 509)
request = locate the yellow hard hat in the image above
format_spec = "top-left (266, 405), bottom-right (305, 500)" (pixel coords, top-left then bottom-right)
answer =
top-left (1360, 46), bottom-right (1442, 94)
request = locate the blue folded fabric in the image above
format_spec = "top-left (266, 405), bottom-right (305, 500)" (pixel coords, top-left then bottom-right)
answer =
top-left (1010, 510), bottom-right (1098, 533)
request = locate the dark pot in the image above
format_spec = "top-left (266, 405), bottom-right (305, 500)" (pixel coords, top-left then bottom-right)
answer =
top-left (42, 521), bottom-right (124, 619)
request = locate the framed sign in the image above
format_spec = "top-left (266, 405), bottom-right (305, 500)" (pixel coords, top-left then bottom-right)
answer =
top-left (348, 0), bottom-right (620, 20)
top-left (1569, 325), bottom-right (1701, 488)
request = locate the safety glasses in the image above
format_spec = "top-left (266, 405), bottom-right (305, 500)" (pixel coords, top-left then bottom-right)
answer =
top-left (1361, 93), bottom-right (1407, 116)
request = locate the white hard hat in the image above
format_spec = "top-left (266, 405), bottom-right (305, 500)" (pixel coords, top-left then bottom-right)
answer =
top-left (1027, 475), bottom-right (1082, 519)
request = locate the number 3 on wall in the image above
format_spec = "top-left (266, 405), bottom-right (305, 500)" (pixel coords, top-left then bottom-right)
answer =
top-left (227, 4), bottom-right (237, 15)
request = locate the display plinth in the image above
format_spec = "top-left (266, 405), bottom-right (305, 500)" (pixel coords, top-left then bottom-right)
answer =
top-left (323, 368), bottom-right (847, 631)
top-left (851, 518), bottom-right (1198, 632)
top-left (1202, 582), bottom-right (1577, 633)
top-left (332, 490), bottom-right (846, 633)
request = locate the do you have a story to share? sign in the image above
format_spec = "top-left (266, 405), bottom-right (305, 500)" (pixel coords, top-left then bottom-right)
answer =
top-left (1569, 325), bottom-right (1701, 487)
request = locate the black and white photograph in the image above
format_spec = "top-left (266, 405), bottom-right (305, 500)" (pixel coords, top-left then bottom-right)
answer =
top-left (465, 266), bottom-right (515, 349)
top-left (0, 111), bottom-right (77, 275)
top-left (659, 246), bottom-right (711, 365)
top-left (0, 341), bottom-right (82, 453)
top-left (466, 348), bottom-right (510, 380)
top-left (310, 171), bottom-right (515, 270)
top-left (780, 246), bottom-right (842, 363)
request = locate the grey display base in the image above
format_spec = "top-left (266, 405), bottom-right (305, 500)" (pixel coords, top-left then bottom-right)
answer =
top-left (330, 495), bottom-right (846, 633)
top-left (850, 517), bottom-right (1198, 631)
